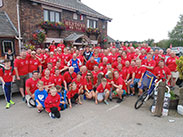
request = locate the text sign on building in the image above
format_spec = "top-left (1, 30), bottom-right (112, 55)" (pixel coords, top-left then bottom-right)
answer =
top-left (0, 0), bottom-right (3, 8)
top-left (64, 20), bottom-right (86, 32)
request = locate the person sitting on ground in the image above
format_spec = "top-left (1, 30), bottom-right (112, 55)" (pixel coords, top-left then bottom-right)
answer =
top-left (95, 78), bottom-right (110, 105)
top-left (67, 82), bottom-right (82, 108)
top-left (45, 87), bottom-right (61, 119)
top-left (0, 59), bottom-right (16, 109)
top-left (34, 80), bottom-right (48, 113)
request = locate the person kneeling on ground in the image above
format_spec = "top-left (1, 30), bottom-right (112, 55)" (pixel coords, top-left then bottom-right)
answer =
top-left (95, 78), bottom-right (110, 105)
top-left (45, 87), bottom-right (61, 119)
top-left (34, 81), bottom-right (48, 113)
top-left (56, 85), bottom-right (68, 111)
top-left (67, 82), bottom-right (82, 108)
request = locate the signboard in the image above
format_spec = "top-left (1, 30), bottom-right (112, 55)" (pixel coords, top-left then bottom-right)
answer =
top-left (64, 20), bottom-right (86, 32)
top-left (0, 0), bottom-right (3, 8)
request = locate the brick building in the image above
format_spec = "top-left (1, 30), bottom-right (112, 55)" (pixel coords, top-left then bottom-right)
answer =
top-left (0, 0), bottom-right (112, 56)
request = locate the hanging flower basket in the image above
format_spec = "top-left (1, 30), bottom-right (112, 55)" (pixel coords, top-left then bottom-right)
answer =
top-left (86, 28), bottom-right (101, 35)
top-left (31, 29), bottom-right (46, 45)
top-left (40, 21), bottom-right (65, 30)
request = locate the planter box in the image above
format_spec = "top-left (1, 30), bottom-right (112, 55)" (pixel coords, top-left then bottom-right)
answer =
top-left (169, 96), bottom-right (179, 109)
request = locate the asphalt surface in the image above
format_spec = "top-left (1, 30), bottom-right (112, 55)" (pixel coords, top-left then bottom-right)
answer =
top-left (0, 93), bottom-right (182, 137)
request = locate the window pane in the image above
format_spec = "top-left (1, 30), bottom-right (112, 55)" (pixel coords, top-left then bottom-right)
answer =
top-left (93, 21), bottom-right (96, 28)
top-left (50, 11), bottom-right (55, 22)
top-left (55, 12), bottom-right (60, 22)
top-left (89, 20), bottom-right (93, 28)
top-left (87, 20), bottom-right (90, 28)
top-left (3, 41), bottom-right (14, 54)
top-left (44, 10), bottom-right (49, 21)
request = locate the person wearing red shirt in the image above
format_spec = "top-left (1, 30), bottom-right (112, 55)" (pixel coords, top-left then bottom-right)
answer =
top-left (52, 68), bottom-right (67, 90)
top-left (84, 71), bottom-right (96, 100)
top-left (63, 67), bottom-right (77, 85)
top-left (122, 61), bottom-right (130, 82)
top-left (111, 71), bottom-right (125, 103)
top-left (0, 59), bottom-right (16, 109)
top-left (47, 52), bottom-right (58, 67)
top-left (92, 65), bottom-right (101, 88)
top-left (52, 61), bottom-right (68, 74)
top-left (115, 64), bottom-right (123, 78)
top-left (154, 50), bottom-right (165, 66)
top-left (99, 57), bottom-right (108, 71)
top-left (14, 50), bottom-right (29, 101)
top-left (142, 53), bottom-right (156, 74)
top-left (77, 49), bottom-right (84, 65)
top-left (112, 56), bottom-right (123, 69)
top-left (95, 78), bottom-right (110, 105)
top-left (166, 51), bottom-right (179, 87)
top-left (86, 56), bottom-right (98, 71)
top-left (41, 69), bottom-right (54, 89)
top-left (29, 51), bottom-right (42, 77)
top-left (130, 59), bottom-right (146, 96)
top-left (72, 72), bottom-right (84, 94)
top-left (25, 71), bottom-right (39, 107)
top-left (45, 87), bottom-right (61, 119)
top-left (121, 51), bottom-right (131, 65)
top-left (61, 48), bottom-right (72, 66)
top-left (154, 60), bottom-right (171, 83)
top-left (57, 40), bottom-right (65, 53)
top-left (109, 48), bottom-right (117, 63)
top-left (48, 41), bottom-right (57, 52)
top-left (67, 82), bottom-right (82, 108)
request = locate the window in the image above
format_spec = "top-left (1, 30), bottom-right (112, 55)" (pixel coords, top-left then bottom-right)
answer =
top-left (43, 9), bottom-right (61, 22)
top-left (73, 13), bottom-right (78, 20)
top-left (87, 19), bottom-right (98, 28)
top-left (80, 15), bottom-right (84, 21)
top-left (2, 40), bottom-right (14, 54)
top-left (0, 0), bottom-right (3, 8)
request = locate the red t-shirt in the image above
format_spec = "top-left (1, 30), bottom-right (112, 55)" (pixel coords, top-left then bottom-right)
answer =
top-left (45, 93), bottom-right (60, 112)
top-left (52, 75), bottom-right (64, 86)
top-left (84, 79), bottom-right (93, 90)
top-left (166, 56), bottom-right (179, 71)
top-left (67, 88), bottom-right (79, 99)
top-left (41, 77), bottom-right (54, 86)
top-left (47, 56), bottom-right (57, 67)
top-left (97, 83), bottom-right (110, 93)
top-left (63, 72), bottom-right (77, 84)
top-left (14, 56), bottom-right (29, 76)
top-left (72, 78), bottom-right (84, 89)
top-left (142, 59), bottom-right (156, 73)
top-left (154, 66), bottom-right (171, 80)
top-left (122, 67), bottom-right (130, 80)
top-left (61, 54), bottom-right (72, 65)
top-left (29, 57), bottom-right (41, 73)
top-left (25, 78), bottom-right (39, 95)
top-left (99, 63), bottom-right (107, 71)
top-left (86, 60), bottom-right (98, 71)
top-left (57, 43), bottom-right (65, 52)
top-left (109, 54), bottom-right (117, 63)
top-left (0, 68), bottom-right (15, 82)
top-left (49, 45), bottom-right (56, 52)
top-left (134, 66), bottom-right (146, 79)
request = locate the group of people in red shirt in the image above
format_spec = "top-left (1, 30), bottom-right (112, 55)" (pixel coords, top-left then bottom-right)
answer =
top-left (0, 40), bottom-right (179, 118)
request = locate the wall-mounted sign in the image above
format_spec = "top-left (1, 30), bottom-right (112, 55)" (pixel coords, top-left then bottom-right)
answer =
top-left (0, 0), bottom-right (3, 8)
top-left (64, 20), bottom-right (86, 32)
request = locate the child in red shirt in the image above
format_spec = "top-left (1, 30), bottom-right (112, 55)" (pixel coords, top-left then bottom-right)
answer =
top-left (67, 82), bottom-right (82, 108)
top-left (0, 59), bottom-right (15, 109)
top-left (45, 87), bottom-right (61, 119)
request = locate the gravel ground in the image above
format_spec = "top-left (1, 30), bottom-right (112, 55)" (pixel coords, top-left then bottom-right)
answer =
top-left (0, 93), bottom-right (182, 137)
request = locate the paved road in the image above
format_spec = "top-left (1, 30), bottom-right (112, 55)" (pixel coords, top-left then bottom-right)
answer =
top-left (0, 94), bottom-right (182, 137)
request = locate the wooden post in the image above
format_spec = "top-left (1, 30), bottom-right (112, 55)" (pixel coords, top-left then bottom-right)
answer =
top-left (179, 87), bottom-right (183, 105)
top-left (154, 82), bottom-right (166, 117)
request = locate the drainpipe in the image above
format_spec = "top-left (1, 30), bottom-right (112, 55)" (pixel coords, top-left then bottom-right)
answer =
top-left (17, 0), bottom-right (22, 53)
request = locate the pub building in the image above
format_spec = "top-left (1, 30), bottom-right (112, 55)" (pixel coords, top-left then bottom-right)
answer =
top-left (0, 0), bottom-right (112, 59)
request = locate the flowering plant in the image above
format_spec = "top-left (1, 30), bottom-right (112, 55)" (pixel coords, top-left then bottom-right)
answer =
top-left (40, 21), bottom-right (65, 30)
top-left (86, 28), bottom-right (101, 35)
top-left (24, 43), bottom-right (35, 50)
top-left (31, 29), bottom-right (46, 45)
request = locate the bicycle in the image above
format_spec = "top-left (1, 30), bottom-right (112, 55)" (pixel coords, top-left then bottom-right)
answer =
top-left (134, 71), bottom-right (170, 109)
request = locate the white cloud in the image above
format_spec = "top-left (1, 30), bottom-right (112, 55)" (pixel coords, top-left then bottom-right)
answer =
top-left (82, 0), bottom-right (183, 42)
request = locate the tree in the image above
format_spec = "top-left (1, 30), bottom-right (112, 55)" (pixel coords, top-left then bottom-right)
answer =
top-left (143, 39), bottom-right (155, 46)
top-left (156, 39), bottom-right (170, 49)
top-left (169, 14), bottom-right (183, 46)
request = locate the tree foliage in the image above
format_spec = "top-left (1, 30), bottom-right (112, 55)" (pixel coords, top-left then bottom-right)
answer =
top-left (169, 14), bottom-right (183, 46)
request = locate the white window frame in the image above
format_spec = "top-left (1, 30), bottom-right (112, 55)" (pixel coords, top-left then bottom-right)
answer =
top-left (87, 19), bottom-right (98, 28)
top-left (73, 13), bottom-right (78, 20)
top-left (0, 0), bottom-right (3, 8)
top-left (44, 10), bottom-right (49, 21)
top-left (2, 40), bottom-right (14, 54)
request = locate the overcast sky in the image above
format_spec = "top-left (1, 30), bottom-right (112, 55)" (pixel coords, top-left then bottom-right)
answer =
top-left (82, 0), bottom-right (183, 42)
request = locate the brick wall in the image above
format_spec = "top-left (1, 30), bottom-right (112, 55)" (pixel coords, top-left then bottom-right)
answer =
top-left (20, 0), bottom-right (43, 43)
top-left (0, 0), bottom-right (18, 30)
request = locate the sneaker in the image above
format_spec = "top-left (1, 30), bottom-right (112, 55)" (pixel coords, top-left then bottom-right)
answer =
top-left (37, 109), bottom-right (43, 113)
top-left (22, 97), bottom-right (26, 102)
top-left (49, 112), bottom-right (55, 119)
top-left (10, 100), bottom-right (15, 105)
top-left (116, 98), bottom-right (123, 103)
top-left (104, 100), bottom-right (109, 105)
top-left (130, 93), bottom-right (135, 96)
top-left (6, 103), bottom-right (11, 109)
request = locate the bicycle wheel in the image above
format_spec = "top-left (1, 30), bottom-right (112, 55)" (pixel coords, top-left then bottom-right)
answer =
top-left (134, 91), bottom-right (148, 109)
